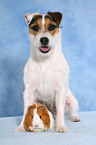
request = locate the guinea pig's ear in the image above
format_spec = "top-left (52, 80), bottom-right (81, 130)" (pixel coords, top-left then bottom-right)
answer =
top-left (39, 106), bottom-right (47, 114)
top-left (28, 106), bottom-right (33, 114)
top-left (25, 13), bottom-right (39, 25)
top-left (47, 12), bottom-right (63, 25)
top-left (28, 104), bottom-right (36, 114)
top-left (39, 106), bottom-right (45, 111)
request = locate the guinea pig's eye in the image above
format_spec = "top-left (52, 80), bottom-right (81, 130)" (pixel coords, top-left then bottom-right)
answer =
top-left (48, 24), bottom-right (57, 31)
top-left (39, 116), bottom-right (42, 119)
top-left (31, 25), bottom-right (39, 32)
top-left (31, 116), bottom-right (33, 119)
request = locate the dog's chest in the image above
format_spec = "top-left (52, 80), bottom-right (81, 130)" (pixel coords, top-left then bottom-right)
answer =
top-left (36, 63), bottom-right (57, 100)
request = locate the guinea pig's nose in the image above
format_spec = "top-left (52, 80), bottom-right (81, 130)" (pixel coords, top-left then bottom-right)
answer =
top-left (35, 125), bottom-right (39, 128)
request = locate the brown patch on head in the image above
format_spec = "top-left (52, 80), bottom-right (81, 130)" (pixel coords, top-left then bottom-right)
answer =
top-left (37, 105), bottom-right (50, 129)
top-left (29, 15), bottom-right (42, 36)
top-left (24, 104), bottom-right (36, 132)
top-left (44, 17), bottom-right (59, 36)
top-left (26, 12), bottom-right (63, 37)
top-left (44, 12), bottom-right (62, 36)
top-left (47, 12), bottom-right (63, 25)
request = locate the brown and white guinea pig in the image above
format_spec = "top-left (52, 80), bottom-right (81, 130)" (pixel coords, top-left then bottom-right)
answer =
top-left (24, 103), bottom-right (55, 132)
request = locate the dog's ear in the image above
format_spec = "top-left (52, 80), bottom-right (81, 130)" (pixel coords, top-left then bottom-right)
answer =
top-left (25, 13), bottom-right (39, 25)
top-left (47, 12), bottom-right (63, 25)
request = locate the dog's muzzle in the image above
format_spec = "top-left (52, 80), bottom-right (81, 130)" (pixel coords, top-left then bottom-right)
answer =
top-left (39, 37), bottom-right (50, 53)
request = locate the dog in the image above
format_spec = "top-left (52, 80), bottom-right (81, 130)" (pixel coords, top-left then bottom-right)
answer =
top-left (15, 12), bottom-right (80, 133)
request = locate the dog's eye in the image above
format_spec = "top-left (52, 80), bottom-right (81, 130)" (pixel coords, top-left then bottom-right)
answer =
top-left (48, 24), bottom-right (56, 31)
top-left (31, 25), bottom-right (39, 32)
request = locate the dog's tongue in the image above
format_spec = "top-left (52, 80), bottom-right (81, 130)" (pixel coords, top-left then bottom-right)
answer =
top-left (40, 47), bottom-right (49, 52)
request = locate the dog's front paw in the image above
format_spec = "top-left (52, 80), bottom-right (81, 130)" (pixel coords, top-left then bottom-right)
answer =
top-left (56, 123), bottom-right (68, 133)
top-left (14, 125), bottom-right (25, 132)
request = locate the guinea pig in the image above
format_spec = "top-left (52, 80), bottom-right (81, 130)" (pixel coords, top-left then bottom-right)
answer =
top-left (24, 103), bottom-right (55, 132)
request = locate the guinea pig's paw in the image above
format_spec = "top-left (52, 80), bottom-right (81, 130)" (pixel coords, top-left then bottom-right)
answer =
top-left (70, 115), bottom-right (80, 122)
top-left (56, 123), bottom-right (68, 133)
top-left (14, 126), bottom-right (25, 132)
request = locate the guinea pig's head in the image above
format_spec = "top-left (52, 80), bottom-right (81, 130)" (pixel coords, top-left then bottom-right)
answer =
top-left (24, 103), bottom-right (54, 132)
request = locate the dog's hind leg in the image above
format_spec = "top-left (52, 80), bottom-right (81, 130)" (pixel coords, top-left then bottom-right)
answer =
top-left (65, 88), bottom-right (80, 122)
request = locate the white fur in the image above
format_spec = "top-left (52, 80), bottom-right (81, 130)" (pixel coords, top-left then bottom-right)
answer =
top-left (48, 110), bottom-right (55, 129)
top-left (42, 15), bottom-right (45, 30)
top-left (33, 109), bottom-right (44, 129)
top-left (14, 13), bottom-right (80, 133)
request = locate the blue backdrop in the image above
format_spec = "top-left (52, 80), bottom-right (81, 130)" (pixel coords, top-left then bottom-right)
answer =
top-left (0, 0), bottom-right (96, 117)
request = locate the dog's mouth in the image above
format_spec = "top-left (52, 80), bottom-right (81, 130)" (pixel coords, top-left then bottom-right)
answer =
top-left (39, 46), bottom-right (50, 53)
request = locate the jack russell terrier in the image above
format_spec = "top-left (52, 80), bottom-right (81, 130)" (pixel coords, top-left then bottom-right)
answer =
top-left (15, 12), bottom-right (80, 133)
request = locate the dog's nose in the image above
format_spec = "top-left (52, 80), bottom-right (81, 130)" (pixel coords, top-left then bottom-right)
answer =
top-left (40, 37), bottom-right (49, 45)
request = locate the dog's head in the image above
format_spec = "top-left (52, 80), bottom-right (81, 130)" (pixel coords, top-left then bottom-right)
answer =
top-left (25, 12), bottom-right (63, 60)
